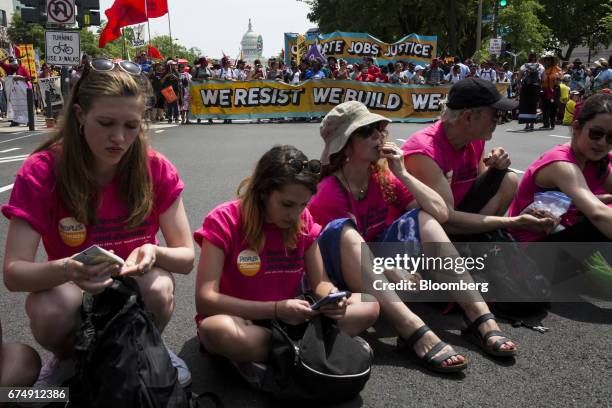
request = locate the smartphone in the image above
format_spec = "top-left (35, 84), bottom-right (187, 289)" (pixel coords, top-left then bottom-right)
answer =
top-left (310, 291), bottom-right (351, 310)
top-left (72, 245), bottom-right (125, 266)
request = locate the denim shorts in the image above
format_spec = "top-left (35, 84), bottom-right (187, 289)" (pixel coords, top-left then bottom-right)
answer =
top-left (317, 209), bottom-right (421, 290)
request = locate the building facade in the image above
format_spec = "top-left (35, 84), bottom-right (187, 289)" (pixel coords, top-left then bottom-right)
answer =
top-left (240, 19), bottom-right (263, 65)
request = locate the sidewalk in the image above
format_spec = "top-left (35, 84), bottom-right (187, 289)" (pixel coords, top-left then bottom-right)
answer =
top-left (0, 115), bottom-right (49, 134)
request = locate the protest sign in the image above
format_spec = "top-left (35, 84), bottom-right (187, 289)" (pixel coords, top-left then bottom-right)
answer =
top-left (189, 79), bottom-right (507, 122)
top-left (284, 31), bottom-right (437, 67)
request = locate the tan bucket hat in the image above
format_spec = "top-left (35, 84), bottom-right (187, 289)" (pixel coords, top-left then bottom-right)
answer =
top-left (319, 101), bottom-right (390, 165)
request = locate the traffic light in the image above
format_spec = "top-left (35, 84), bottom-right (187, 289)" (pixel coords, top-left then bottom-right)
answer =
top-left (20, 0), bottom-right (46, 24)
top-left (76, 0), bottom-right (101, 28)
top-left (499, 0), bottom-right (508, 7)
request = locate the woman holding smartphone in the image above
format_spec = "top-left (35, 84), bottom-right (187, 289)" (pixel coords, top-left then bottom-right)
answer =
top-left (194, 145), bottom-right (378, 387)
top-left (2, 59), bottom-right (194, 388)
top-left (308, 101), bottom-right (517, 374)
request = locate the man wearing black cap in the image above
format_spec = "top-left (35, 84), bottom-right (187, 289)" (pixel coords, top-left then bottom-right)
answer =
top-left (401, 78), bottom-right (552, 236)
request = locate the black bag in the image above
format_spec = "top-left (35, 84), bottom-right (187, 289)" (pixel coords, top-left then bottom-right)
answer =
top-left (262, 316), bottom-right (373, 403)
top-left (455, 230), bottom-right (551, 317)
top-left (67, 277), bottom-right (190, 408)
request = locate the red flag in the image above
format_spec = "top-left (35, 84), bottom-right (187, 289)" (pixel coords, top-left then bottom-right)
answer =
top-left (147, 44), bottom-right (163, 60)
top-left (12, 44), bottom-right (21, 58)
top-left (99, 0), bottom-right (168, 48)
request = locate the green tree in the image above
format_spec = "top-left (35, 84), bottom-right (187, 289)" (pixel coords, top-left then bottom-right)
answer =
top-left (497, 0), bottom-right (551, 60)
top-left (538, 0), bottom-right (612, 61)
top-left (7, 12), bottom-right (45, 51)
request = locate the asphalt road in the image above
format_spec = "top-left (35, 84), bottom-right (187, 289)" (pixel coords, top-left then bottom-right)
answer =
top-left (0, 119), bottom-right (610, 408)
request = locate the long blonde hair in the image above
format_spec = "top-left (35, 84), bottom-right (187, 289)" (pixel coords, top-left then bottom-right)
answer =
top-left (237, 145), bottom-right (319, 253)
top-left (35, 67), bottom-right (153, 229)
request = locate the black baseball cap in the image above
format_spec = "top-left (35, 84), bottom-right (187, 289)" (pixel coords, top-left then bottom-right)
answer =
top-left (446, 77), bottom-right (518, 111)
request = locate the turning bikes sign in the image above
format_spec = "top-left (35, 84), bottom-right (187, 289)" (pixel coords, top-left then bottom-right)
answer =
top-left (45, 30), bottom-right (80, 66)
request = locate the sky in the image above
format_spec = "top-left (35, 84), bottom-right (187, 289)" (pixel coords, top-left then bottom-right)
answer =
top-left (98, 0), bottom-right (316, 58)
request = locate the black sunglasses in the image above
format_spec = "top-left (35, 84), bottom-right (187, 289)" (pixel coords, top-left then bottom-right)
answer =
top-left (286, 159), bottom-right (321, 174)
top-left (588, 128), bottom-right (612, 144)
top-left (357, 121), bottom-right (387, 137)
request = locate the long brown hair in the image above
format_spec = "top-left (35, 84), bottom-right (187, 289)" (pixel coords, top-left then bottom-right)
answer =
top-left (320, 124), bottom-right (397, 203)
top-left (35, 66), bottom-right (152, 229)
top-left (237, 145), bottom-right (319, 253)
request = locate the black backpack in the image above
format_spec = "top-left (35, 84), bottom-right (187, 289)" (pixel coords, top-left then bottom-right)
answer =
top-left (454, 230), bottom-right (551, 318)
top-left (67, 277), bottom-right (190, 408)
top-left (522, 63), bottom-right (541, 86)
top-left (261, 316), bottom-right (373, 403)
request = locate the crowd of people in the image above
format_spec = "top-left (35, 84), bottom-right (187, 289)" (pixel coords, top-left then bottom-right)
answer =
top-left (126, 50), bottom-right (612, 128)
top-left (0, 53), bottom-right (610, 403)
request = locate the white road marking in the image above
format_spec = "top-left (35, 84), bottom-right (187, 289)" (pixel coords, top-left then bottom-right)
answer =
top-left (396, 138), bottom-right (406, 143)
top-left (0, 132), bottom-right (44, 144)
top-left (155, 130), bottom-right (165, 133)
top-left (0, 148), bottom-right (21, 153)
top-left (0, 184), bottom-right (14, 193)
top-left (548, 134), bottom-right (571, 139)
top-left (0, 154), bottom-right (28, 164)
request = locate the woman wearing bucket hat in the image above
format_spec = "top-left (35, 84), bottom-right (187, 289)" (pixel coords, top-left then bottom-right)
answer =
top-left (308, 101), bottom-right (517, 373)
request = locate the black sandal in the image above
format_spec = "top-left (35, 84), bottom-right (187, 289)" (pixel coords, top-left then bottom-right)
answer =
top-left (462, 313), bottom-right (517, 357)
top-left (397, 325), bottom-right (468, 373)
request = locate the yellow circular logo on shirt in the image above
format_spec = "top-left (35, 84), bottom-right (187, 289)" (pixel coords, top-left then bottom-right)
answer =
top-left (58, 217), bottom-right (87, 247)
top-left (237, 249), bottom-right (261, 277)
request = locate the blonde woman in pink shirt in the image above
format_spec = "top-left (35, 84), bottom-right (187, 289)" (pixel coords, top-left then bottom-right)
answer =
top-left (309, 102), bottom-right (518, 374)
top-left (194, 145), bottom-right (378, 388)
top-left (2, 59), bottom-right (195, 388)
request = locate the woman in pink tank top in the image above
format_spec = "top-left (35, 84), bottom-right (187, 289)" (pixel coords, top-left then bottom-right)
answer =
top-left (509, 93), bottom-right (612, 242)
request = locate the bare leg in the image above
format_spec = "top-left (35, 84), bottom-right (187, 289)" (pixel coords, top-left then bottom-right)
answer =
top-left (198, 315), bottom-right (271, 362)
top-left (338, 222), bottom-right (464, 367)
top-left (135, 267), bottom-right (176, 333)
top-left (479, 171), bottom-right (519, 216)
top-left (335, 293), bottom-right (379, 337)
top-left (0, 343), bottom-right (41, 386)
top-left (25, 283), bottom-right (82, 358)
top-left (418, 211), bottom-right (516, 351)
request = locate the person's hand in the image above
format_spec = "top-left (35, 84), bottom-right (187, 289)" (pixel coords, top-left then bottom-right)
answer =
top-left (379, 142), bottom-right (406, 178)
top-left (63, 258), bottom-right (117, 294)
top-left (118, 243), bottom-right (157, 277)
top-left (318, 288), bottom-right (348, 321)
top-left (595, 194), bottom-right (612, 205)
top-left (483, 147), bottom-right (511, 170)
top-left (513, 214), bottom-right (557, 233)
top-left (276, 299), bottom-right (318, 324)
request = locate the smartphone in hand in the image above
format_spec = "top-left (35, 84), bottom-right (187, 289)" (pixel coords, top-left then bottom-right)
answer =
top-left (310, 291), bottom-right (352, 310)
top-left (72, 245), bottom-right (125, 266)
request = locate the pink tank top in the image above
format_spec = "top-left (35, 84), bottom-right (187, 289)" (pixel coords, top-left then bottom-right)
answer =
top-left (508, 144), bottom-right (611, 241)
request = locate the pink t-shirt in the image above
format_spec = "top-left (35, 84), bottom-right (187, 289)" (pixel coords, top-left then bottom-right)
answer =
top-left (308, 172), bottom-right (414, 242)
top-left (193, 200), bottom-right (322, 302)
top-left (508, 144), bottom-right (612, 242)
top-left (402, 121), bottom-right (485, 207)
top-left (2, 149), bottom-right (184, 261)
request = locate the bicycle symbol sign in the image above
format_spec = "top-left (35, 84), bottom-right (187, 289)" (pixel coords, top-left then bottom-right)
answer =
top-left (47, 0), bottom-right (75, 24)
top-left (45, 30), bottom-right (80, 66)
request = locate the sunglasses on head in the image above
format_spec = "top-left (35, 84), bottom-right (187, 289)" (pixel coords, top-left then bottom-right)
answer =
top-left (89, 58), bottom-right (142, 75)
top-left (286, 159), bottom-right (321, 174)
top-left (587, 127), bottom-right (612, 144)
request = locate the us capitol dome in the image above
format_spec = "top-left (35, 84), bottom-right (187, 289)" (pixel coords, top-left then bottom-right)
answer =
top-left (240, 19), bottom-right (263, 65)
